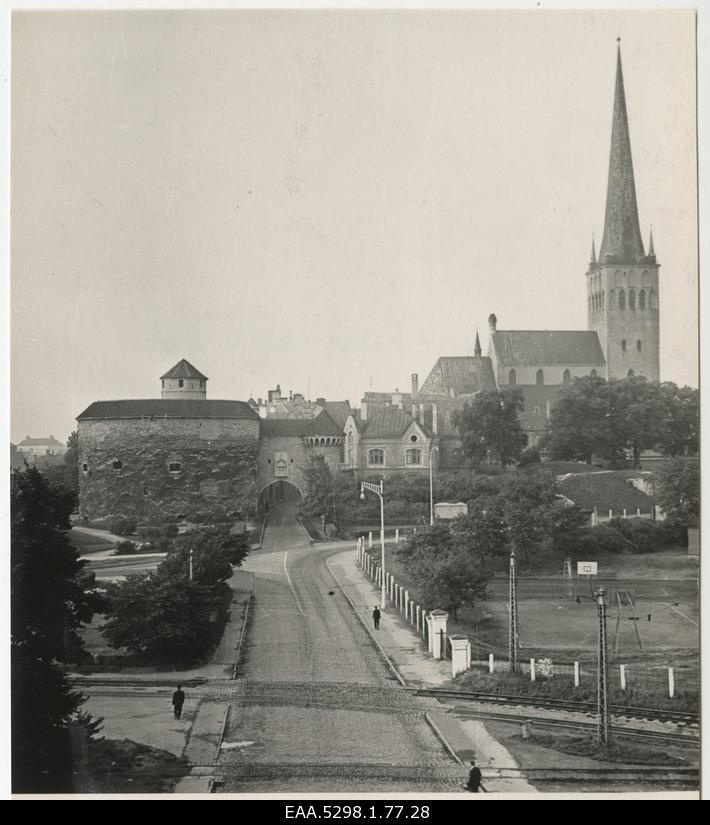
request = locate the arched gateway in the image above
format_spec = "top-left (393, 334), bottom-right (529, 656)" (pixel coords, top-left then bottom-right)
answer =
top-left (257, 479), bottom-right (303, 513)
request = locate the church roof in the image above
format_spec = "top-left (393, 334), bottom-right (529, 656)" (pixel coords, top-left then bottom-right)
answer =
top-left (259, 410), bottom-right (343, 438)
top-left (491, 331), bottom-right (606, 367)
top-left (160, 359), bottom-right (208, 381)
top-left (77, 399), bottom-right (258, 421)
top-left (359, 407), bottom-right (432, 439)
top-left (599, 46), bottom-right (647, 263)
top-left (418, 356), bottom-right (498, 397)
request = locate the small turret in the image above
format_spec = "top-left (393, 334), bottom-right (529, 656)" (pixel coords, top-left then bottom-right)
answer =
top-left (474, 330), bottom-right (482, 357)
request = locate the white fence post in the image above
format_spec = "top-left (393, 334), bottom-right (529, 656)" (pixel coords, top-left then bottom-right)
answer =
top-left (395, 528), bottom-right (400, 543)
top-left (421, 610), bottom-right (427, 639)
top-left (450, 635), bottom-right (470, 678)
top-left (668, 668), bottom-right (675, 699)
top-left (574, 661), bottom-right (580, 688)
top-left (620, 664), bottom-right (627, 691)
top-left (623, 508), bottom-right (627, 519)
top-left (608, 509), bottom-right (613, 520)
top-left (488, 653), bottom-right (495, 674)
top-left (368, 532), bottom-right (373, 549)
top-left (636, 508), bottom-right (641, 517)
top-left (416, 605), bottom-right (421, 632)
top-left (530, 658), bottom-right (536, 682)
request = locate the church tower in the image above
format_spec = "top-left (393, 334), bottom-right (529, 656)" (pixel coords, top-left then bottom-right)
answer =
top-left (586, 43), bottom-right (660, 381)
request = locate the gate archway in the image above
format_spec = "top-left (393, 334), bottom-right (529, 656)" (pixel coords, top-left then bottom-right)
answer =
top-left (258, 479), bottom-right (303, 513)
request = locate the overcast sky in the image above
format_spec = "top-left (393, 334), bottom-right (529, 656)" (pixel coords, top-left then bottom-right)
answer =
top-left (10, 9), bottom-right (698, 444)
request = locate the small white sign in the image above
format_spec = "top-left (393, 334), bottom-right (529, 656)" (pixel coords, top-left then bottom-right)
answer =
top-left (434, 502), bottom-right (469, 520)
top-left (577, 561), bottom-right (598, 576)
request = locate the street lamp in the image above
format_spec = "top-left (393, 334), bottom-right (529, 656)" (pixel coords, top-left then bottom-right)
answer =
top-left (361, 480), bottom-right (386, 609)
top-left (429, 444), bottom-right (439, 526)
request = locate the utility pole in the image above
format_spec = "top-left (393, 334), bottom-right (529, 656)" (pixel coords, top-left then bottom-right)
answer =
top-left (596, 587), bottom-right (611, 748)
top-left (508, 550), bottom-right (518, 673)
top-left (189, 548), bottom-right (194, 582)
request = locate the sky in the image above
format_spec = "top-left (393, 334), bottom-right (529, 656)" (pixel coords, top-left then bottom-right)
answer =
top-left (9, 8), bottom-right (699, 444)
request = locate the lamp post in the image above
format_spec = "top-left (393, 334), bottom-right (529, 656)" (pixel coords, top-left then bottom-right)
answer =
top-left (429, 444), bottom-right (439, 526)
top-left (361, 480), bottom-right (386, 609)
top-left (508, 550), bottom-right (518, 672)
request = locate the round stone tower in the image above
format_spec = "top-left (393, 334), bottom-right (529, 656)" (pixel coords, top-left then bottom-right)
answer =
top-left (160, 358), bottom-right (208, 400)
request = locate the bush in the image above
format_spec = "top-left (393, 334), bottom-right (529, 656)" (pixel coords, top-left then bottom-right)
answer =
top-left (108, 516), bottom-right (137, 536)
top-left (138, 526), bottom-right (161, 541)
top-left (113, 540), bottom-right (138, 556)
top-left (161, 523), bottom-right (179, 538)
top-left (576, 525), bottom-right (629, 555)
top-left (517, 446), bottom-right (542, 467)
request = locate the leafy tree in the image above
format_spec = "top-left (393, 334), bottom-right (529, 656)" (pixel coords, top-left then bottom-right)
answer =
top-left (657, 383), bottom-right (699, 457)
top-left (435, 472), bottom-right (501, 506)
top-left (62, 430), bottom-right (80, 494)
top-left (496, 469), bottom-right (560, 563)
top-left (653, 457), bottom-right (699, 524)
top-left (160, 529), bottom-right (250, 585)
top-left (606, 377), bottom-right (668, 468)
top-left (453, 503), bottom-right (509, 565)
top-left (545, 374), bottom-right (615, 463)
top-left (301, 454), bottom-right (335, 519)
top-left (453, 389), bottom-right (527, 467)
top-left (398, 522), bottom-right (490, 620)
top-left (11, 466), bottom-right (103, 792)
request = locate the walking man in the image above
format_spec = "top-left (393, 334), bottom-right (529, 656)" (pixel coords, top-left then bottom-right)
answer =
top-left (466, 760), bottom-right (482, 793)
top-left (372, 606), bottom-right (381, 630)
top-left (172, 684), bottom-right (185, 720)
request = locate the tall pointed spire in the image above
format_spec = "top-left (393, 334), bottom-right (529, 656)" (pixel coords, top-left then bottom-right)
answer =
top-left (648, 226), bottom-right (655, 257)
top-left (599, 43), bottom-right (646, 263)
top-left (474, 329), bottom-right (482, 357)
top-left (590, 235), bottom-right (597, 265)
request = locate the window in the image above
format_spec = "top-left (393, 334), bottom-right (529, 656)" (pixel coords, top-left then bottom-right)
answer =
top-left (405, 449), bottom-right (422, 466)
top-left (629, 289), bottom-right (636, 310)
top-left (82, 463), bottom-right (88, 473)
top-left (609, 290), bottom-right (615, 307)
top-left (410, 434), bottom-right (418, 443)
top-left (179, 379), bottom-right (184, 388)
top-left (619, 289), bottom-right (626, 310)
top-left (536, 369), bottom-right (544, 386)
top-left (621, 340), bottom-right (627, 353)
top-left (112, 459), bottom-right (123, 470)
top-left (627, 369), bottom-right (635, 378)
top-left (637, 340), bottom-right (642, 352)
top-left (509, 369), bottom-right (516, 386)
top-left (563, 369), bottom-right (571, 385)
top-left (368, 448), bottom-right (385, 466)
top-left (639, 289), bottom-right (646, 310)
top-left (168, 462), bottom-right (182, 472)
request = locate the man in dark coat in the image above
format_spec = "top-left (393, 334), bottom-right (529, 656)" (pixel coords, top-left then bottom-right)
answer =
top-left (372, 606), bottom-right (381, 630)
top-left (172, 684), bottom-right (185, 720)
top-left (466, 760), bottom-right (482, 793)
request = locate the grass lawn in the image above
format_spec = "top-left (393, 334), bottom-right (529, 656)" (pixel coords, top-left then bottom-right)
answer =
top-left (68, 528), bottom-right (115, 554)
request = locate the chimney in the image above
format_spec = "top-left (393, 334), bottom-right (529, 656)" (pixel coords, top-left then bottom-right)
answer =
top-left (316, 397), bottom-right (326, 406)
top-left (488, 313), bottom-right (497, 334)
top-left (411, 373), bottom-right (419, 399)
top-left (361, 401), bottom-right (368, 421)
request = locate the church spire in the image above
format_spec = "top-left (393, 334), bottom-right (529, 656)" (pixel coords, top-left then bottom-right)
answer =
top-left (599, 43), bottom-right (646, 263)
top-left (590, 235), bottom-right (597, 266)
top-left (648, 226), bottom-right (655, 257)
top-left (474, 329), bottom-right (482, 357)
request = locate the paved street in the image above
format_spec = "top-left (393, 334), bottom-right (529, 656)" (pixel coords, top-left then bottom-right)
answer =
top-left (213, 502), bottom-right (459, 793)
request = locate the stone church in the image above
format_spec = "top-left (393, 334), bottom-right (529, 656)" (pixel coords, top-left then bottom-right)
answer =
top-left (408, 43), bottom-right (660, 455)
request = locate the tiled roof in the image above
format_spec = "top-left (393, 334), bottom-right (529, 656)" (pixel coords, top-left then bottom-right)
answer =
top-left (321, 401), bottom-right (352, 429)
top-left (360, 408), bottom-right (419, 439)
top-left (160, 359), bottom-right (208, 380)
top-left (418, 356), bottom-right (498, 397)
top-left (260, 411), bottom-right (344, 438)
top-left (77, 399), bottom-right (258, 421)
top-left (491, 331), bottom-right (606, 367)
top-left (17, 435), bottom-right (64, 447)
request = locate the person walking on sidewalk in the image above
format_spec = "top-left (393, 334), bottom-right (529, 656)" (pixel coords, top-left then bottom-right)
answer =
top-left (172, 684), bottom-right (185, 720)
top-left (372, 606), bottom-right (381, 630)
top-left (466, 760), bottom-right (483, 793)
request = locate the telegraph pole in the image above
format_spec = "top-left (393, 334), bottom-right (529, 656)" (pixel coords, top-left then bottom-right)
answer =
top-left (508, 550), bottom-right (518, 673)
top-left (189, 548), bottom-right (194, 582)
top-left (596, 587), bottom-right (611, 748)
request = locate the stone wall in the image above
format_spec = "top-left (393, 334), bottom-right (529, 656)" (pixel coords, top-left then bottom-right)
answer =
top-left (78, 417), bottom-right (260, 523)
top-left (257, 435), bottom-right (342, 503)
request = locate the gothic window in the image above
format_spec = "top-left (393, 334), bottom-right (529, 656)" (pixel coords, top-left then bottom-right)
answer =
top-left (563, 369), bottom-right (571, 385)
top-left (609, 290), bottom-right (615, 307)
top-left (509, 369), bottom-right (516, 386)
top-left (618, 289), bottom-right (626, 310)
top-left (591, 369), bottom-right (598, 378)
top-left (629, 289), bottom-right (636, 310)
top-left (536, 369), bottom-right (544, 386)
top-left (368, 449), bottom-right (384, 466)
top-left (639, 289), bottom-right (646, 309)
top-left (405, 449), bottom-right (422, 466)
top-left (637, 340), bottom-right (642, 352)
top-left (627, 369), bottom-right (635, 378)
top-left (621, 340), bottom-right (627, 353)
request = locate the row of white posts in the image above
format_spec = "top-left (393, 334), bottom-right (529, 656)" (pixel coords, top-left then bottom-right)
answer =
top-left (356, 542), bottom-right (471, 678)
top-left (590, 506), bottom-right (660, 526)
top-left (362, 529), bottom-right (404, 549)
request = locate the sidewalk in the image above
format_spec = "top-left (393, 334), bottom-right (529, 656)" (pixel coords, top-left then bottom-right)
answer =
top-left (326, 547), bottom-right (536, 794)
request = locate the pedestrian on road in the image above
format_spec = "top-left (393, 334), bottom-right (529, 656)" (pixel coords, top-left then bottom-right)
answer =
top-left (372, 606), bottom-right (381, 630)
top-left (172, 684), bottom-right (185, 720)
top-left (465, 760), bottom-right (482, 793)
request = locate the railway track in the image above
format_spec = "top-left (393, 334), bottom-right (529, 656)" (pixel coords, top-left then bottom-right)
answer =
top-left (413, 687), bottom-right (699, 727)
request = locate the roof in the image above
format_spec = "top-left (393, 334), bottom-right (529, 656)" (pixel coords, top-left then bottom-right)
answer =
top-left (160, 359), bottom-right (208, 380)
top-left (321, 401), bottom-right (352, 429)
top-left (491, 331), bottom-right (606, 367)
top-left (17, 435), bottom-right (64, 447)
top-left (360, 407), bottom-right (431, 439)
top-left (418, 356), bottom-right (498, 397)
top-left (598, 47), bottom-right (648, 264)
top-left (259, 410), bottom-right (344, 438)
top-left (77, 399), bottom-right (259, 421)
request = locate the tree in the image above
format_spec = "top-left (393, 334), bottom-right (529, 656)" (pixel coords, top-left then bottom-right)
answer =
top-left (301, 454), bottom-right (335, 520)
top-left (496, 469), bottom-right (560, 563)
top-left (453, 389), bottom-right (527, 467)
top-left (653, 457), bottom-right (699, 524)
top-left (11, 466), bottom-right (102, 792)
top-left (606, 377), bottom-right (668, 468)
top-left (160, 528), bottom-right (250, 584)
top-left (398, 522), bottom-right (491, 620)
top-left (62, 430), bottom-right (80, 494)
top-left (657, 383), bottom-right (699, 457)
top-left (545, 374), bottom-right (615, 463)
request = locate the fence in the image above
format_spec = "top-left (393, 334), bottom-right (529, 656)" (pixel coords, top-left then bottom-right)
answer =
top-left (356, 540), bottom-right (697, 699)
top-left (590, 506), bottom-right (661, 526)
